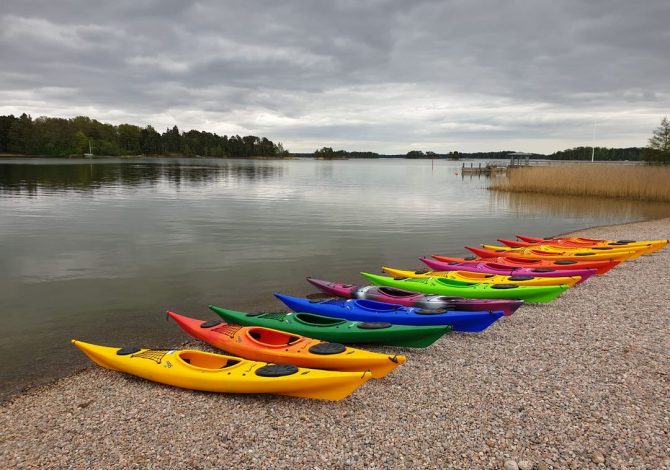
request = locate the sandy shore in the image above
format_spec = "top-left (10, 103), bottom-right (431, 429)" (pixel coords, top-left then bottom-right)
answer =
top-left (1, 218), bottom-right (669, 469)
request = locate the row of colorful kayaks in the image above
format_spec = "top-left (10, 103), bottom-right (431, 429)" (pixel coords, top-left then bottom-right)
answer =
top-left (73, 235), bottom-right (668, 401)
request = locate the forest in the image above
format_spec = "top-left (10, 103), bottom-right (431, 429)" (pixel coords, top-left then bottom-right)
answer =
top-left (0, 114), bottom-right (289, 158)
top-left (0, 113), bottom-right (658, 162)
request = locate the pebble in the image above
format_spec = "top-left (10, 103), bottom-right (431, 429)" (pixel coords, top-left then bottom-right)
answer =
top-left (517, 460), bottom-right (532, 470)
top-left (1, 218), bottom-right (669, 468)
top-left (591, 450), bottom-right (605, 464)
top-left (504, 460), bottom-right (519, 470)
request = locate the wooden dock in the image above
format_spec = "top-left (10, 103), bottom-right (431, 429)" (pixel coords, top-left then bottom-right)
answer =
top-left (461, 162), bottom-right (507, 175)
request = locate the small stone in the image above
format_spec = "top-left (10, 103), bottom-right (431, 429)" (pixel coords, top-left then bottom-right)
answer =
top-left (504, 460), bottom-right (519, 470)
top-left (591, 451), bottom-right (605, 464)
top-left (535, 464), bottom-right (549, 470)
top-left (486, 438), bottom-right (496, 447)
top-left (518, 461), bottom-right (532, 470)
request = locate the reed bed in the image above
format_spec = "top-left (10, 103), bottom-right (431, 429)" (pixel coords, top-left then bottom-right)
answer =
top-left (490, 164), bottom-right (670, 202)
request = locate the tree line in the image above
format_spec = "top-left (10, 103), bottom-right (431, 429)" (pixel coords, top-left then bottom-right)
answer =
top-left (0, 114), bottom-right (289, 158)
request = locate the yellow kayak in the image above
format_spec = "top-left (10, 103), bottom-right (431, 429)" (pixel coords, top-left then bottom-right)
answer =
top-left (482, 242), bottom-right (653, 259)
top-left (382, 267), bottom-right (580, 287)
top-left (512, 235), bottom-right (668, 254)
top-left (72, 340), bottom-right (372, 401)
top-left (473, 244), bottom-right (639, 261)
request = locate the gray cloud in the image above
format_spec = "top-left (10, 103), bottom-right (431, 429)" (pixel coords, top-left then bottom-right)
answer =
top-left (1, 0), bottom-right (668, 153)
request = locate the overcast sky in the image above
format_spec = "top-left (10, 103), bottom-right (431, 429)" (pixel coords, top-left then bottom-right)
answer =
top-left (1, 0), bottom-right (668, 153)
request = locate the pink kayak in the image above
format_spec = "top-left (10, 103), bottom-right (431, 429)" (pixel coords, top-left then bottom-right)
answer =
top-left (419, 257), bottom-right (597, 284)
top-left (306, 277), bottom-right (523, 316)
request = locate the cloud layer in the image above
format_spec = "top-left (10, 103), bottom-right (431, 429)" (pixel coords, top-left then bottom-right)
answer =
top-left (1, 0), bottom-right (669, 153)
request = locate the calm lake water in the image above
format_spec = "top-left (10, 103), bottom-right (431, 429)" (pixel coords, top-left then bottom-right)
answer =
top-left (2, 157), bottom-right (670, 399)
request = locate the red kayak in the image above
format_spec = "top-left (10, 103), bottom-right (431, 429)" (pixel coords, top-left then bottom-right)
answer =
top-left (432, 254), bottom-right (620, 275)
top-left (419, 257), bottom-right (597, 284)
top-left (306, 277), bottom-right (523, 316)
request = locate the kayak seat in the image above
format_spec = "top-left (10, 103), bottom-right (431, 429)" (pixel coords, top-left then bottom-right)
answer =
top-left (309, 342), bottom-right (346, 355)
top-left (415, 308), bottom-right (451, 315)
top-left (200, 320), bottom-right (222, 328)
top-left (508, 276), bottom-right (534, 281)
top-left (117, 346), bottom-right (141, 356)
top-left (256, 364), bottom-right (299, 377)
top-left (357, 322), bottom-right (392, 329)
top-left (532, 268), bottom-right (555, 272)
top-left (491, 284), bottom-right (519, 289)
top-left (554, 260), bottom-right (577, 265)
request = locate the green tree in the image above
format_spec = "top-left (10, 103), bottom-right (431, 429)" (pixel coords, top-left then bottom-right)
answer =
top-left (314, 147), bottom-right (334, 158)
top-left (406, 150), bottom-right (425, 158)
top-left (73, 130), bottom-right (89, 155)
top-left (642, 116), bottom-right (670, 163)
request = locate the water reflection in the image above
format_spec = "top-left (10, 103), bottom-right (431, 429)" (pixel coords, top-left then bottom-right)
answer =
top-left (491, 190), bottom-right (670, 220)
top-left (0, 158), bottom-right (283, 194)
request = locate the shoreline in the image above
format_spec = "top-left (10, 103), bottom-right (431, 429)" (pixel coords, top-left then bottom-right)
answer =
top-left (2, 217), bottom-right (669, 468)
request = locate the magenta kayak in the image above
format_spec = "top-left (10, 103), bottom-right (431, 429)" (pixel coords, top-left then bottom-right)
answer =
top-left (306, 277), bottom-right (523, 316)
top-left (419, 257), bottom-right (596, 284)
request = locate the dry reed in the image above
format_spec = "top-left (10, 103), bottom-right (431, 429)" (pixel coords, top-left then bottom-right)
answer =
top-left (490, 164), bottom-right (670, 202)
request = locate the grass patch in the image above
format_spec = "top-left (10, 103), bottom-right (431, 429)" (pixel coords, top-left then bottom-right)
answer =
top-left (490, 164), bottom-right (670, 202)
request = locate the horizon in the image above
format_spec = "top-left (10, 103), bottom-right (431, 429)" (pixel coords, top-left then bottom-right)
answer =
top-left (1, 1), bottom-right (668, 154)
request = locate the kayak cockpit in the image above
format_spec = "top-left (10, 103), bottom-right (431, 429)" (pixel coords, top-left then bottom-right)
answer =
top-left (247, 328), bottom-right (301, 347)
top-left (454, 272), bottom-right (494, 280)
top-left (435, 278), bottom-right (476, 288)
top-left (353, 300), bottom-right (401, 311)
top-left (177, 351), bottom-right (242, 370)
top-left (378, 287), bottom-right (418, 298)
top-left (294, 313), bottom-right (347, 326)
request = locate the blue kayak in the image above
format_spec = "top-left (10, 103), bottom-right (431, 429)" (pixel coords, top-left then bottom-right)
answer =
top-left (274, 293), bottom-right (504, 332)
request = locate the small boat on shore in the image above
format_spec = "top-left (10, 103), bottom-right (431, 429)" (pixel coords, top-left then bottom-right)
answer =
top-left (432, 255), bottom-right (620, 275)
top-left (361, 272), bottom-right (569, 303)
top-left (209, 305), bottom-right (452, 348)
top-left (504, 236), bottom-right (668, 254)
top-left (306, 277), bottom-right (524, 316)
top-left (274, 293), bottom-right (504, 332)
top-left (480, 242), bottom-right (652, 259)
top-left (419, 257), bottom-right (597, 284)
top-left (167, 311), bottom-right (405, 378)
top-left (467, 245), bottom-right (638, 262)
top-left (72, 339), bottom-right (371, 401)
top-left (381, 266), bottom-right (581, 287)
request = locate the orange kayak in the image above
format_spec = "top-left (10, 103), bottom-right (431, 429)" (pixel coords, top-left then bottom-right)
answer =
top-left (167, 311), bottom-right (405, 378)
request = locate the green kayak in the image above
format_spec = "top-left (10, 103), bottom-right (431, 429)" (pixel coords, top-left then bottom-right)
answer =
top-left (209, 305), bottom-right (451, 348)
top-left (360, 272), bottom-right (569, 303)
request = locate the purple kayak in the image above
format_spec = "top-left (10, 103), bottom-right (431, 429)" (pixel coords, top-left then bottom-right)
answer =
top-left (419, 257), bottom-right (596, 284)
top-left (306, 277), bottom-right (523, 316)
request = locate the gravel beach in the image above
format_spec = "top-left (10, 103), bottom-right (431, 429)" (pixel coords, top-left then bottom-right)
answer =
top-left (1, 218), bottom-right (669, 469)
